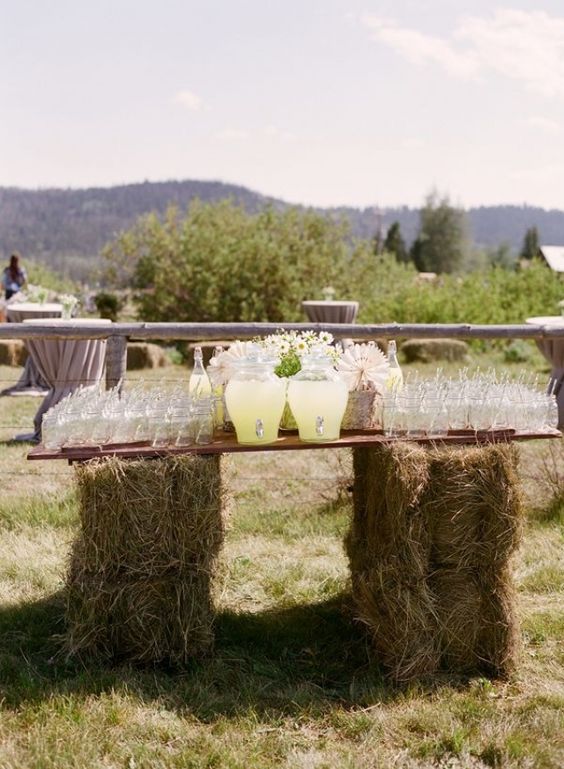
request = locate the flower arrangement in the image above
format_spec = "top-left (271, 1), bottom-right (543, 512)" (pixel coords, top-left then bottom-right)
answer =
top-left (259, 329), bottom-right (340, 378)
top-left (58, 293), bottom-right (79, 319)
top-left (26, 285), bottom-right (49, 304)
top-left (337, 342), bottom-right (389, 392)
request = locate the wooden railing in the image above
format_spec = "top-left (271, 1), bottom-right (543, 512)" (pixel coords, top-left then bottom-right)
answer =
top-left (2, 320), bottom-right (560, 391)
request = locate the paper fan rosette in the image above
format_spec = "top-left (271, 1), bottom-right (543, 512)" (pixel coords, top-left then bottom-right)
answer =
top-left (337, 343), bottom-right (389, 392)
top-left (208, 340), bottom-right (255, 385)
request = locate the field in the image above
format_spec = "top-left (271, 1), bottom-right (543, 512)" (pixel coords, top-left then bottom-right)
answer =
top-left (0, 345), bottom-right (562, 769)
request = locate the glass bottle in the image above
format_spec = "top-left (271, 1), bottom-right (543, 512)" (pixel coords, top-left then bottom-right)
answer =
top-left (224, 353), bottom-right (286, 445)
top-left (208, 345), bottom-right (225, 427)
top-left (386, 340), bottom-right (403, 391)
top-left (189, 346), bottom-right (212, 398)
top-left (287, 348), bottom-right (348, 442)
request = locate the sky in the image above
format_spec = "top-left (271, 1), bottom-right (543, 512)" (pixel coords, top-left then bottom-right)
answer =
top-left (1, 0), bottom-right (564, 210)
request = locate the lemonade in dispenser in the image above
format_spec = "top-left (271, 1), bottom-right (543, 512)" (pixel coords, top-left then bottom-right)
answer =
top-left (287, 348), bottom-right (348, 442)
top-left (224, 352), bottom-right (286, 445)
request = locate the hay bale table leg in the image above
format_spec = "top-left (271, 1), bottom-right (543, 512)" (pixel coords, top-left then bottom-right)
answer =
top-left (347, 442), bottom-right (522, 682)
top-left (66, 454), bottom-right (227, 664)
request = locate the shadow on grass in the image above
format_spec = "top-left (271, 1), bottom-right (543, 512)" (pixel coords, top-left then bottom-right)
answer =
top-left (0, 590), bottom-right (409, 718)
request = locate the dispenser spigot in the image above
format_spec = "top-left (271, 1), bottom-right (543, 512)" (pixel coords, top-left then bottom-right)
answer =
top-left (255, 418), bottom-right (264, 438)
top-left (315, 416), bottom-right (324, 436)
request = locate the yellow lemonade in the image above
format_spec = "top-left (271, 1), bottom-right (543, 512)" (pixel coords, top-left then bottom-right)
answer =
top-left (189, 373), bottom-right (212, 397)
top-left (225, 379), bottom-right (286, 444)
top-left (287, 380), bottom-right (348, 442)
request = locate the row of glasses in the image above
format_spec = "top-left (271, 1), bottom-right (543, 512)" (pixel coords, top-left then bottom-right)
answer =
top-left (41, 383), bottom-right (217, 450)
top-left (382, 370), bottom-right (559, 437)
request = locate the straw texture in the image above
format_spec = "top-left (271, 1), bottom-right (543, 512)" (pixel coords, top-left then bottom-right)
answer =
top-left (66, 454), bottom-right (227, 664)
top-left (347, 443), bottom-right (522, 682)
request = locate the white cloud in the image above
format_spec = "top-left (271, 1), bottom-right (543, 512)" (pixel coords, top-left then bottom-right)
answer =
top-left (526, 116), bottom-right (561, 134)
top-left (264, 125), bottom-right (296, 142)
top-left (213, 128), bottom-right (249, 141)
top-left (363, 9), bottom-right (564, 99)
top-left (173, 90), bottom-right (203, 111)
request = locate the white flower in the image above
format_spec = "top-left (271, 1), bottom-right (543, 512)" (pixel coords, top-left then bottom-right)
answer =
top-left (319, 331), bottom-right (333, 345)
top-left (295, 339), bottom-right (308, 354)
top-left (337, 343), bottom-right (389, 392)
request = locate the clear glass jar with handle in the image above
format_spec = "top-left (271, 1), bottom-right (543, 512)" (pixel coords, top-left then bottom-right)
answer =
top-left (224, 352), bottom-right (286, 445)
top-left (287, 348), bottom-right (348, 442)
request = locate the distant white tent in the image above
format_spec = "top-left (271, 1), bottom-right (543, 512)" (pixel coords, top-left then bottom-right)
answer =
top-left (539, 245), bottom-right (564, 272)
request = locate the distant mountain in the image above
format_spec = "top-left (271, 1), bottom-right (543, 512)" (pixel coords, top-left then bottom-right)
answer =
top-left (1, 179), bottom-right (564, 280)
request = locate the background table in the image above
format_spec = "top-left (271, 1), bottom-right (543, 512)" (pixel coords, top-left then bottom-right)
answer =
top-left (302, 300), bottom-right (359, 348)
top-left (526, 316), bottom-right (564, 427)
top-left (22, 318), bottom-right (112, 440)
top-left (3, 302), bottom-right (63, 395)
top-left (302, 300), bottom-right (359, 324)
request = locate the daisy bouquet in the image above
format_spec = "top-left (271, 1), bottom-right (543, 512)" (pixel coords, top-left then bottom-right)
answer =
top-left (259, 329), bottom-right (340, 378)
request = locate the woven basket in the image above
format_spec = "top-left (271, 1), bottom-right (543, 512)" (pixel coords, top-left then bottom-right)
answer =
top-left (342, 390), bottom-right (380, 430)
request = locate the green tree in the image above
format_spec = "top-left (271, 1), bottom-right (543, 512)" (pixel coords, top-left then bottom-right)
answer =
top-left (103, 200), bottom-right (357, 323)
top-left (409, 191), bottom-right (471, 273)
top-left (383, 221), bottom-right (408, 263)
top-left (520, 226), bottom-right (540, 260)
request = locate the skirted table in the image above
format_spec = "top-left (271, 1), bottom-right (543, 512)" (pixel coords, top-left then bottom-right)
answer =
top-left (23, 318), bottom-right (112, 440)
top-left (3, 302), bottom-right (63, 396)
top-left (526, 316), bottom-right (564, 428)
top-left (302, 300), bottom-right (359, 325)
top-left (29, 427), bottom-right (559, 681)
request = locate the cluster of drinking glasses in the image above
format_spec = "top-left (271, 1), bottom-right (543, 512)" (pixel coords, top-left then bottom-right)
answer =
top-left (41, 384), bottom-right (218, 450)
top-left (382, 370), bottom-right (559, 437)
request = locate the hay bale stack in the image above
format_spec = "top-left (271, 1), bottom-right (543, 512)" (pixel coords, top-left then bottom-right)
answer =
top-left (0, 339), bottom-right (27, 367)
top-left (401, 339), bottom-right (469, 363)
top-left (347, 443), bottom-right (522, 681)
top-left (66, 454), bottom-right (227, 665)
top-left (126, 342), bottom-right (169, 370)
top-left (347, 444), bottom-right (439, 680)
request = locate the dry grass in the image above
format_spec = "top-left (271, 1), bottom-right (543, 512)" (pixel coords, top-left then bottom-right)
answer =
top-left (0, 354), bottom-right (561, 768)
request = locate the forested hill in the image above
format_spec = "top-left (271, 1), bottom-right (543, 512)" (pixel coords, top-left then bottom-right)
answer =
top-left (1, 179), bottom-right (564, 278)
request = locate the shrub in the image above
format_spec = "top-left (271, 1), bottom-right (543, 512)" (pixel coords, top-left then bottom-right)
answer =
top-left (94, 291), bottom-right (122, 322)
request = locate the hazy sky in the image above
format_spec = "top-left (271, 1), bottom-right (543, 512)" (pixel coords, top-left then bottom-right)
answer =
top-left (2, 0), bottom-right (564, 209)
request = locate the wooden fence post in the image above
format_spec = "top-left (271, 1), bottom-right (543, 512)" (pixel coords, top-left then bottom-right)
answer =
top-left (106, 335), bottom-right (128, 392)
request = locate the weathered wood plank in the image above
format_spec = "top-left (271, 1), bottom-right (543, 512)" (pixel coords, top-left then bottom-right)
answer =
top-left (4, 321), bottom-right (564, 342)
top-left (105, 336), bottom-right (127, 392)
top-left (27, 428), bottom-right (562, 462)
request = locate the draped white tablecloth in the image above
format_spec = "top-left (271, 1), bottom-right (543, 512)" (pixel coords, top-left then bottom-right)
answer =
top-left (302, 300), bottom-right (359, 324)
top-left (22, 318), bottom-right (112, 439)
top-left (526, 316), bottom-right (564, 428)
top-left (3, 303), bottom-right (63, 395)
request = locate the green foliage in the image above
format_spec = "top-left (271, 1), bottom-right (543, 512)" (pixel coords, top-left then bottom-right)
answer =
top-left (384, 221), bottom-right (409, 264)
top-left (94, 291), bottom-right (122, 322)
top-left (503, 340), bottom-right (533, 363)
top-left (359, 257), bottom-right (564, 328)
top-left (521, 226), bottom-right (540, 260)
top-left (25, 259), bottom-right (77, 293)
top-left (104, 200), bottom-right (357, 323)
top-left (410, 191), bottom-right (471, 273)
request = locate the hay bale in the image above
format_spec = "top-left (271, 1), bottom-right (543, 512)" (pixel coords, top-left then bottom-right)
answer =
top-left (66, 454), bottom-right (227, 664)
top-left (347, 444), bottom-right (439, 681)
top-left (126, 342), bottom-right (168, 370)
top-left (347, 443), bottom-right (522, 681)
top-left (425, 444), bottom-right (522, 568)
top-left (0, 339), bottom-right (27, 367)
top-left (401, 339), bottom-right (469, 363)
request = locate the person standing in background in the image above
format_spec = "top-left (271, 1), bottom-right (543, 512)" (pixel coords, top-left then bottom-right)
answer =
top-left (2, 253), bottom-right (27, 299)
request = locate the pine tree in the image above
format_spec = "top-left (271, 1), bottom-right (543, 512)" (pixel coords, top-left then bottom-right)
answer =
top-left (383, 221), bottom-right (408, 263)
top-left (409, 191), bottom-right (470, 273)
top-left (520, 226), bottom-right (540, 260)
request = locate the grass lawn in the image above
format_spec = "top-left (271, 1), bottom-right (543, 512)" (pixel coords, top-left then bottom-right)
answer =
top-left (0, 344), bottom-right (562, 768)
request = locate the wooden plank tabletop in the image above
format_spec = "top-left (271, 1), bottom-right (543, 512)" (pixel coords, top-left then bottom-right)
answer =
top-left (27, 428), bottom-right (561, 462)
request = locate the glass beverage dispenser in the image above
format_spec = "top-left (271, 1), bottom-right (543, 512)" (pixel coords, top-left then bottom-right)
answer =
top-left (224, 353), bottom-right (286, 445)
top-left (287, 349), bottom-right (348, 442)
